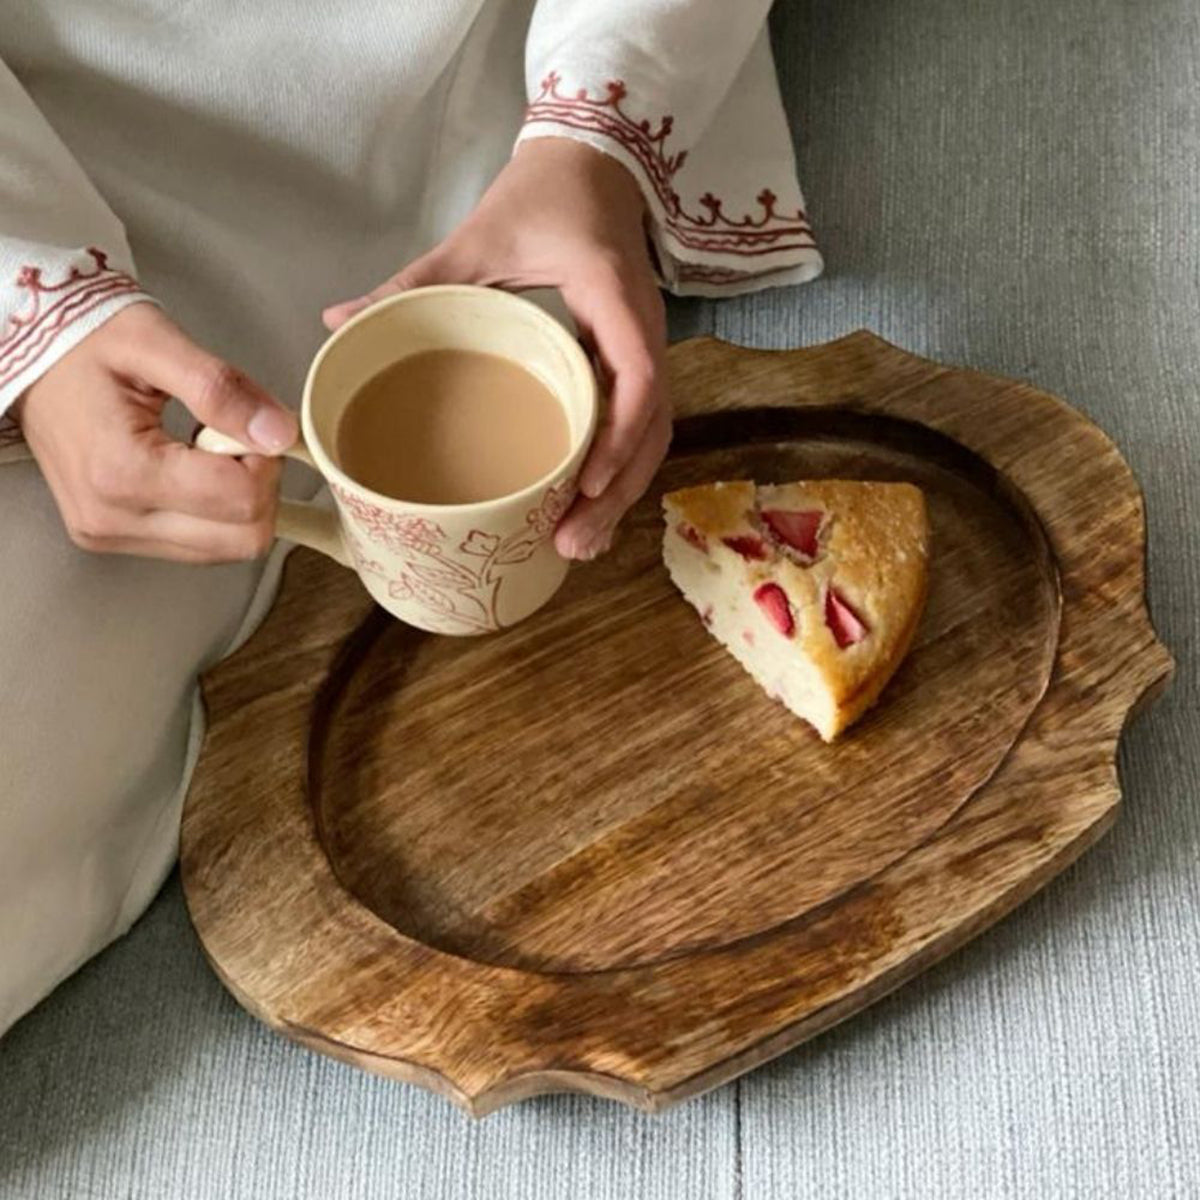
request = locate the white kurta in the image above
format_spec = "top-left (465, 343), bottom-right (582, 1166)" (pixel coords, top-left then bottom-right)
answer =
top-left (0, 0), bottom-right (820, 1031)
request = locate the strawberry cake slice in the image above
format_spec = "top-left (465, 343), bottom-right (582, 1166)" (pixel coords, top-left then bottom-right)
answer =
top-left (662, 479), bottom-right (930, 741)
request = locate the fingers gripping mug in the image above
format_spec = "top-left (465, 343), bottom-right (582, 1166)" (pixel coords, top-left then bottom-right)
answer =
top-left (197, 286), bottom-right (597, 635)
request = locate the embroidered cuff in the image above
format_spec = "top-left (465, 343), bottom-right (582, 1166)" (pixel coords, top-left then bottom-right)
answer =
top-left (0, 246), bottom-right (155, 456)
top-left (516, 71), bottom-right (823, 297)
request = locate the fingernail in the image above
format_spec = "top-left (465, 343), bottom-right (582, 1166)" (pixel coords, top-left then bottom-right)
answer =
top-left (578, 532), bottom-right (613, 561)
top-left (322, 301), bottom-right (358, 330)
top-left (247, 406), bottom-right (298, 453)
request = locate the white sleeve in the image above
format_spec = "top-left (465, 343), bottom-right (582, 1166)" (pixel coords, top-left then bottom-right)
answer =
top-left (0, 56), bottom-right (155, 431)
top-left (519, 0), bottom-right (823, 296)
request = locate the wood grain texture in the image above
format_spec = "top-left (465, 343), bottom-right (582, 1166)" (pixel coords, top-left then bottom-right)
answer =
top-left (180, 332), bottom-right (1173, 1116)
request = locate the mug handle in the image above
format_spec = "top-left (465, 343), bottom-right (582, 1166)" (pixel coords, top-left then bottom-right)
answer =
top-left (194, 427), bottom-right (352, 567)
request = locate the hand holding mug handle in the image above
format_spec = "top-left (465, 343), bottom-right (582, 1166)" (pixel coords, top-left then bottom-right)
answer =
top-left (194, 427), bottom-right (352, 567)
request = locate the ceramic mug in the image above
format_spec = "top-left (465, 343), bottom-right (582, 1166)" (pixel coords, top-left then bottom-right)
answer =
top-left (196, 285), bottom-right (597, 635)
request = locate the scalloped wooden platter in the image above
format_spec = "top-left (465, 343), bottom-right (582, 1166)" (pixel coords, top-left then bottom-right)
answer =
top-left (181, 332), bottom-right (1173, 1116)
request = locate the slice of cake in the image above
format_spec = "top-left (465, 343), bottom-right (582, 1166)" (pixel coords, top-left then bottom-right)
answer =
top-left (662, 479), bottom-right (930, 741)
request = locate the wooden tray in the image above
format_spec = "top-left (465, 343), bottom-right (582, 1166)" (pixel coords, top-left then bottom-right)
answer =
top-left (181, 332), bottom-right (1173, 1116)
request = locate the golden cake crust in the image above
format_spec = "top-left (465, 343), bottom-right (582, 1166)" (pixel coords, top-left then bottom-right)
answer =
top-left (663, 479), bottom-right (930, 738)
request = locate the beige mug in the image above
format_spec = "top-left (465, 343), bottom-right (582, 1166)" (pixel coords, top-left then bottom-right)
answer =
top-left (197, 285), bottom-right (597, 635)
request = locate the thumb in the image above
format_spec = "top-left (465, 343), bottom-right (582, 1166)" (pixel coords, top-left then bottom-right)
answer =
top-left (322, 247), bottom-right (460, 331)
top-left (128, 311), bottom-right (298, 453)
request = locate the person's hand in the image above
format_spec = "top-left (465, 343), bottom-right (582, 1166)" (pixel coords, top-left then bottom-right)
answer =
top-left (323, 138), bottom-right (669, 560)
top-left (16, 302), bottom-right (297, 562)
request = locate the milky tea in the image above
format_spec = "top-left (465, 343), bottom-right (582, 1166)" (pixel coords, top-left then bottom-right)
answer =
top-left (335, 349), bottom-right (571, 505)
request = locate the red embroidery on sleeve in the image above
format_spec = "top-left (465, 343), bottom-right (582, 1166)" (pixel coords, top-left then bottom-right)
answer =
top-left (523, 72), bottom-right (817, 258)
top-left (0, 248), bottom-right (141, 390)
top-left (676, 263), bottom-right (760, 286)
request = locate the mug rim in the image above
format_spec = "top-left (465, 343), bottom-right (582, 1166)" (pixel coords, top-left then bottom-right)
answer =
top-left (301, 284), bottom-right (598, 515)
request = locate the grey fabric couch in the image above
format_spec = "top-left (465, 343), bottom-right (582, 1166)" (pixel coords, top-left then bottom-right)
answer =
top-left (2, 0), bottom-right (1197, 1196)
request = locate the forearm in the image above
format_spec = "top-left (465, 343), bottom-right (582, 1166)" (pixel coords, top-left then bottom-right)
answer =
top-left (520, 0), bottom-right (821, 297)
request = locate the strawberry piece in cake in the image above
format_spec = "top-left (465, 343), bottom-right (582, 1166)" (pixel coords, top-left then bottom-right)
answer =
top-left (662, 479), bottom-right (930, 741)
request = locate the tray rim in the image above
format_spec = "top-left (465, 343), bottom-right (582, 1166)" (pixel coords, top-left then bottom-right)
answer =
top-left (181, 330), bottom-right (1175, 1116)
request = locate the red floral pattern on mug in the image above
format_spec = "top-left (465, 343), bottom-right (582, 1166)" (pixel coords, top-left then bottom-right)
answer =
top-left (333, 489), bottom-right (447, 555)
top-left (331, 478), bottom-right (576, 634)
top-left (525, 478), bottom-right (576, 536)
top-left (460, 530), bottom-right (501, 557)
top-left (345, 532), bottom-right (386, 579)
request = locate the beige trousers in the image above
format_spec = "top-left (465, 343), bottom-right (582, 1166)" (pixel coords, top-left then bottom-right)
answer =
top-left (0, 456), bottom-right (284, 1034)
